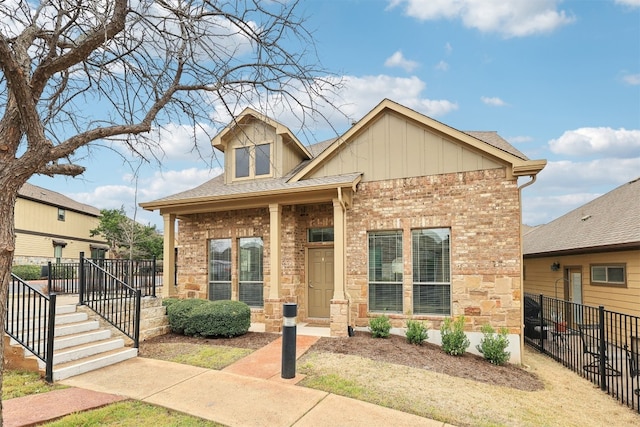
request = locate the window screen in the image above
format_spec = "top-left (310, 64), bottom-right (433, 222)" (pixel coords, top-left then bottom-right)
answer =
top-left (209, 239), bottom-right (232, 301)
top-left (235, 147), bottom-right (250, 178)
top-left (239, 237), bottom-right (263, 307)
top-left (255, 144), bottom-right (271, 176)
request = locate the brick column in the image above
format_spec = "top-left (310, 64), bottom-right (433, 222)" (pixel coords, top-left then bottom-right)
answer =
top-left (264, 298), bottom-right (284, 333)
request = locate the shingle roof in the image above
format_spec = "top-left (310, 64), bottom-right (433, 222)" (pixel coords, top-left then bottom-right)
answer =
top-left (149, 172), bottom-right (363, 203)
top-left (523, 178), bottom-right (640, 255)
top-left (19, 182), bottom-right (101, 216)
top-left (464, 131), bottom-right (528, 160)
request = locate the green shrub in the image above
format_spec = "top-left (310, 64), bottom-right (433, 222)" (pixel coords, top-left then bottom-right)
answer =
top-left (476, 324), bottom-right (511, 365)
top-left (184, 300), bottom-right (251, 338)
top-left (166, 299), bottom-right (208, 334)
top-left (11, 265), bottom-right (42, 280)
top-left (405, 320), bottom-right (428, 345)
top-left (162, 298), bottom-right (180, 308)
top-left (440, 316), bottom-right (470, 356)
top-left (369, 315), bottom-right (391, 338)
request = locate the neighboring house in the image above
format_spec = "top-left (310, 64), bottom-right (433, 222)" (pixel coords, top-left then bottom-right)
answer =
top-left (13, 182), bottom-right (110, 266)
top-left (523, 178), bottom-right (640, 317)
top-left (141, 99), bottom-right (546, 362)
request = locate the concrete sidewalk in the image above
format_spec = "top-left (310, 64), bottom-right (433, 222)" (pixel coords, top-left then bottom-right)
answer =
top-left (4, 334), bottom-right (454, 427)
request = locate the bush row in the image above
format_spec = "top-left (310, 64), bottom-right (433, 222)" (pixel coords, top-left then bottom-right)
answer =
top-left (164, 298), bottom-right (251, 338)
top-left (368, 314), bottom-right (510, 365)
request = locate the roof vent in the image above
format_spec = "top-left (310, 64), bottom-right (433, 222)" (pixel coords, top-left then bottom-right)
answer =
top-left (581, 215), bottom-right (591, 222)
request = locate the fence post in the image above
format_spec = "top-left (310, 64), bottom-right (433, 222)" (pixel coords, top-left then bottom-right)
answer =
top-left (45, 293), bottom-right (57, 383)
top-left (134, 289), bottom-right (141, 348)
top-left (47, 261), bottom-right (52, 295)
top-left (79, 252), bottom-right (85, 305)
top-left (151, 256), bottom-right (157, 297)
top-left (538, 294), bottom-right (545, 352)
top-left (598, 306), bottom-right (606, 391)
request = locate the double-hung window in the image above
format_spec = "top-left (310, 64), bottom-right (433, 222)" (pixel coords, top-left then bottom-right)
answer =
top-left (209, 239), bottom-right (232, 300)
top-left (412, 228), bottom-right (451, 315)
top-left (234, 143), bottom-right (271, 179)
top-left (368, 231), bottom-right (403, 313)
top-left (239, 237), bottom-right (264, 307)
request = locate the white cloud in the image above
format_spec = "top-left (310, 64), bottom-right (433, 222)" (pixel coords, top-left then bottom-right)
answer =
top-left (481, 96), bottom-right (507, 107)
top-left (521, 157), bottom-right (640, 224)
top-left (622, 73), bottom-right (640, 85)
top-left (508, 135), bottom-right (533, 144)
top-left (389, 0), bottom-right (575, 37)
top-left (444, 42), bottom-right (453, 55)
top-left (340, 75), bottom-right (458, 120)
top-left (435, 60), bottom-right (450, 71)
top-left (71, 167), bottom-right (222, 230)
top-left (384, 51), bottom-right (419, 72)
top-left (615, 0), bottom-right (640, 7)
top-left (152, 123), bottom-right (217, 162)
top-left (548, 127), bottom-right (640, 157)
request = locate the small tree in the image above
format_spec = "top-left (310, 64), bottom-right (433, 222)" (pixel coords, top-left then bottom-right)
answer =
top-left (90, 208), bottom-right (162, 259)
top-left (440, 316), bottom-right (470, 356)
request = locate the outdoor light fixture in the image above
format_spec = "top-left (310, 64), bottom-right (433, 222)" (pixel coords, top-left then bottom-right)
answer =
top-left (550, 262), bottom-right (560, 272)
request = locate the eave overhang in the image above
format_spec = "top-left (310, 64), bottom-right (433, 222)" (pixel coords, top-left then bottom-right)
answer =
top-left (140, 175), bottom-right (362, 216)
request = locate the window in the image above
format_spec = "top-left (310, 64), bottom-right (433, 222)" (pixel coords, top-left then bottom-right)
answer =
top-left (412, 228), bottom-right (451, 315)
top-left (308, 227), bottom-right (334, 243)
top-left (235, 147), bottom-right (250, 178)
top-left (234, 143), bottom-right (271, 178)
top-left (591, 264), bottom-right (626, 287)
top-left (57, 208), bottom-right (66, 221)
top-left (255, 144), bottom-right (270, 176)
top-left (239, 237), bottom-right (263, 307)
top-left (209, 239), bottom-right (232, 300)
top-left (368, 231), bottom-right (403, 313)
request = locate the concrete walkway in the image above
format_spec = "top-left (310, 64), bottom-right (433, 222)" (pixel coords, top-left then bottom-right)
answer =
top-left (4, 333), bottom-right (454, 427)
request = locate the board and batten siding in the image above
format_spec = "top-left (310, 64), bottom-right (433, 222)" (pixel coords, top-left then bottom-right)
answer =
top-left (308, 111), bottom-right (505, 182)
top-left (524, 249), bottom-right (640, 317)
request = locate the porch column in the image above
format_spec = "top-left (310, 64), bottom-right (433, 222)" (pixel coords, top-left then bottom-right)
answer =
top-left (264, 203), bottom-right (284, 333)
top-left (162, 213), bottom-right (177, 298)
top-left (330, 197), bottom-right (348, 337)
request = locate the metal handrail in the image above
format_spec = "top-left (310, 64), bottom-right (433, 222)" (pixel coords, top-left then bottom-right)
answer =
top-left (79, 252), bottom-right (141, 348)
top-left (5, 274), bottom-right (56, 382)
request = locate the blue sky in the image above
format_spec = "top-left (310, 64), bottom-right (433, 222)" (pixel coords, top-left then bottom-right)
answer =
top-left (28, 0), bottom-right (640, 230)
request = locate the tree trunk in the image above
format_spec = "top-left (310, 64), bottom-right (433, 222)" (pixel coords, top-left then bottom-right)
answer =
top-left (0, 176), bottom-right (24, 427)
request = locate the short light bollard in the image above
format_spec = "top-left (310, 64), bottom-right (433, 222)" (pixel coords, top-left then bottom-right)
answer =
top-left (281, 303), bottom-right (297, 379)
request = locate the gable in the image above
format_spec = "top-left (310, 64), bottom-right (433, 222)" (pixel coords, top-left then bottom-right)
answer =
top-left (305, 110), bottom-right (505, 182)
top-left (212, 108), bottom-right (311, 184)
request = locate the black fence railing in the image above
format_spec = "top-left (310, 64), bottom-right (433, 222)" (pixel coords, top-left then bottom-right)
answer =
top-left (48, 256), bottom-right (158, 297)
top-left (79, 253), bottom-right (141, 348)
top-left (524, 293), bottom-right (639, 413)
top-left (5, 274), bottom-right (56, 382)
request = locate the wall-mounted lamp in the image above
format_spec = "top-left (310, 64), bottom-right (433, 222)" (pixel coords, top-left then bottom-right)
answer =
top-left (550, 262), bottom-right (561, 272)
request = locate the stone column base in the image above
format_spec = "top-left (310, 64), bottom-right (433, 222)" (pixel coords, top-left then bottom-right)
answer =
top-left (264, 298), bottom-right (285, 333)
top-left (330, 299), bottom-right (349, 337)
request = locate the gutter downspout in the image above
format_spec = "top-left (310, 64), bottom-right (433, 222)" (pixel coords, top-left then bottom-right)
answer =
top-left (337, 187), bottom-right (352, 332)
top-left (517, 174), bottom-right (537, 363)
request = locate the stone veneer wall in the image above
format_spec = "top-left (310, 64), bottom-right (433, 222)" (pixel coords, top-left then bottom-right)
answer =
top-left (345, 169), bottom-right (522, 334)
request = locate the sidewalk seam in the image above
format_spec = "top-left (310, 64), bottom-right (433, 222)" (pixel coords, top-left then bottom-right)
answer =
top-left (136, 369), bottom-right (212, 401)
top-left (289, 391), bottom-right (331, 427)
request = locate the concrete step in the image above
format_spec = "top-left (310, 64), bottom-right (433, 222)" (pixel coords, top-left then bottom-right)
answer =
top-left (35, 338), bottom-right (126, 368)
top-left (54, 330), bottom-right (113, 350)
top-left (5, 308), bottom-right (85, 331)
top-left (54, 320), bottom-right (100, 337)
top-left (51, 347), bottom-right (138, 381)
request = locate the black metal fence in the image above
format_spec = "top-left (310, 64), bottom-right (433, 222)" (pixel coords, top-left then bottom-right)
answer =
top-left (48, 256), bottom-right (158, 297)
top-left (524, 293), bottom-right (639, 412)
top-left (79, 253), bottom-right (141, 347)
top-left (6, 274), bottom-right (56, 382)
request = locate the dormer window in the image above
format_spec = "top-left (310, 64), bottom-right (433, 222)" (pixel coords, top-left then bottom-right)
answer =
top-left (234, 143), bottom-right (271, 179)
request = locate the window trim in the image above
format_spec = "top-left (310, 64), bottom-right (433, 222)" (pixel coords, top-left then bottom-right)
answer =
top-left (367, 230), bottom-right (403, 314)
top-left (233, 142), bottom-right (273, 180)
top-left (590, 263), bottom-right (626, 288)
